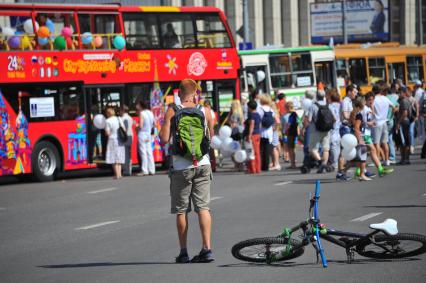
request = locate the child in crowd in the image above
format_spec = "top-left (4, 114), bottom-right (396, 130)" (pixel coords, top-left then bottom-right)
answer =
top-left (284, 101), bottom-right (298, 169)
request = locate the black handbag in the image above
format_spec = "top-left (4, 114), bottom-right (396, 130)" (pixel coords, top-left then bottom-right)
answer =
top-left (117, 117), bottom-right (128, 143)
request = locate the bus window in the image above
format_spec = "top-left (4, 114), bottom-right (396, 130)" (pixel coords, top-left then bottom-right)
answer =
top-left (194, 13), bottom-right (231, 48)
top-left (159, 14), bottom-right (194, 48)
top-left (407, 56), bottom-right (424, 82)
top-left (123, 13), bottom-right (160, 50)
top-left (348, 58), bottom-right (368, 86)
top-left (35, 13), bottom-right (78, 50)
top-left (269, 54), bottom-right (292, 88)
top-left (78, 13), bottom-right (119, 49)
top-left (387, 62), bottom-right (406, 84)
top-left (58, 86), bottom-right (84, 120)
top-left (368, 57), bottom-right (386, 84)
top-left (336, 59), bottom-right (349, 86)
top-left (291, 53), bottom-right (313, 87)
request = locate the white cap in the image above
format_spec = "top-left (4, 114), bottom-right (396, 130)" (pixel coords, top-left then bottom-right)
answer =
top-left (415, 80), bottom-right (422, 86)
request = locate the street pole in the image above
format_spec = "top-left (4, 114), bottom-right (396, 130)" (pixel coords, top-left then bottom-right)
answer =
top-left (243, 0), bottom-right (249, 49)
top-left (342, 0), bottom-right (348, 44)
top-left (418, 0), bottom-right (423, 45)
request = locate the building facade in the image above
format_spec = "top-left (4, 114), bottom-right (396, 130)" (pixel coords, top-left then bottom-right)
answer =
top-left (8, 0), bottom-right (426, 47)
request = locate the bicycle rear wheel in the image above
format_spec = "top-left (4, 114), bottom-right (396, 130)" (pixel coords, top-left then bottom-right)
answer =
top-left (231, 237), bottom-right (304, 264)
top-left (356, 233), bottom-right (426, 259)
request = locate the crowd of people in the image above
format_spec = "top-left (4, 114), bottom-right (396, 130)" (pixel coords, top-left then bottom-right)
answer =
top-left (222, 79), bottom-right (426, 181)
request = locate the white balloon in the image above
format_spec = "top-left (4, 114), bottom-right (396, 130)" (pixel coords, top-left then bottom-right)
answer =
top-left (227, 141), bottom-right (241, 153)
top-left (220, 137), bottom-right (233, 152)
top-left (219, 126), bottom-right (232, 141)
top-left (93, 114), bottom-right (106, 129)
top-left (2, 27), bottom-right (15, 37)
top-left (23, 19), bottom-right (39, 34)
top-left (210, 135), bottom-right (222, 149)
top-left (342, 147), bottom-right (356, 161)
top-left (256, 70), bottom-right (266, 82)
top-left (341, 134), bottom-right (358, 149)
top-left (234, 150), bottom-right (247, 163)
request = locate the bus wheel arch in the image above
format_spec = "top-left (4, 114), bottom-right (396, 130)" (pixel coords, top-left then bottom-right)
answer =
top-left (32, 136), bottom-right (63, 182)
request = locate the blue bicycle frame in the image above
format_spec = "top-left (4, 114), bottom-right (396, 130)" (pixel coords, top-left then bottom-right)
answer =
top-left (314, 180), bottom-right (328, 268)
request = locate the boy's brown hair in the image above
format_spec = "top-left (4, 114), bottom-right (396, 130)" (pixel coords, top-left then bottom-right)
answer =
top-left (179, 79), bottom-right (198, 96)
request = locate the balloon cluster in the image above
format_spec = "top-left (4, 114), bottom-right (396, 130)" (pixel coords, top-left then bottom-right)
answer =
top-left (1, 18), bottom-right (126, 51)
top-left (211, 126), bottom-right (247, 163)
top-left (340, 133), bottom-right (358, 161)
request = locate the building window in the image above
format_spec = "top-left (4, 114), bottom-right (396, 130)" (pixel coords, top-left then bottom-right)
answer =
top-left (269, 54), bottom-right (292, 88)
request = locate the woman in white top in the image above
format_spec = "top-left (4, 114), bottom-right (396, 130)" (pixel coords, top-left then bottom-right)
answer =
top-left (105, 107), bottom-right (125, 179)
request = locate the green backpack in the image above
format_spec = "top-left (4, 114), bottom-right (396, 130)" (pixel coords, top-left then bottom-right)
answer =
top-left (171, 105), bottom-right (210, 165)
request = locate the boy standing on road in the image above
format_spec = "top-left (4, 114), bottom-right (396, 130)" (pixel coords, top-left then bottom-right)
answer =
top-left (159, 79), bottom-right (215, 263)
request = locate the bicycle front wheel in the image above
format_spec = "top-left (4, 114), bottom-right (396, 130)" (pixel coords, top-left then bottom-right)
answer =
top-left (356, 233), bottom-right (426, 259)
top-left (231, 237), bottom-right (304, 263)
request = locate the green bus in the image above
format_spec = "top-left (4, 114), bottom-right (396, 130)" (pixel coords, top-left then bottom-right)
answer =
top-left (239, 45), bottom-right (337, 107)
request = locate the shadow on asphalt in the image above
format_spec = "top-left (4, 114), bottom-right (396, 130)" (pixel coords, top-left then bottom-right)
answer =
top-left (219, 257), bottom-right (421, 268)
top-left (38, 262), bottom-right (175, 268)
top-left (364, 205), bottom-right (426, 208)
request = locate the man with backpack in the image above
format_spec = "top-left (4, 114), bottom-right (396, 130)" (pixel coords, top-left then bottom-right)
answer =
top-left (257, 94), bottom-right (276, 171)
top-left (159, 79), bottom-right (215, 264)
top-left (303, 90), bottom-right (334, 173)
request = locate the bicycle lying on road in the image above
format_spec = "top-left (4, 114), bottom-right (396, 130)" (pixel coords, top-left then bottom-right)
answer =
top-left (231, 180), bottom-right (426, 267)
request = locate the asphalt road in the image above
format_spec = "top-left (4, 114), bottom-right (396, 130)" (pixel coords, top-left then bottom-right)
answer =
top-left (1, 151), bottom-right (426, 283)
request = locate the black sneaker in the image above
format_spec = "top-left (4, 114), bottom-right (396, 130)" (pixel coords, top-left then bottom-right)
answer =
top-left (190, 249), bottom-right (214, 263)
top-left (175, 252), bottom-right (190, 263)
top-left (336, 173), bottom-right (351, 181)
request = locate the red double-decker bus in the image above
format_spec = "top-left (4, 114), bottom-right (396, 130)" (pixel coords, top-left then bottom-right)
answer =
top-left (0, 4), bottom-right (240, 181)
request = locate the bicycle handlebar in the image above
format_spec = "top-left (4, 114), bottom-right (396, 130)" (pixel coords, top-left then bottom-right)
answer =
top-left (313, 180), bottom-right (328, 268)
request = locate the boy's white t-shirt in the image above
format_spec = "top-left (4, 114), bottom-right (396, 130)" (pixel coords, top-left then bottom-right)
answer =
top-left (373, 95), bottom-right (393, 126)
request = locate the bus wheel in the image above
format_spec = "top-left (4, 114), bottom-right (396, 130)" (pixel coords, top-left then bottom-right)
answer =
top-left (32, 141), bottom-right (60, 182)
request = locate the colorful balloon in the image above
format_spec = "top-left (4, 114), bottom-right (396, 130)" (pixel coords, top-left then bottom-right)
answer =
top-left (81, 32), bottom-right (93, 45)
top-left (8, 36), bottom-right (21, 49)
top-left (112, 35), bottom-right (125, 50)
top-left (93, 36), bottom-right (103, 48)
top-left (20, 35), bottom-right (31, 49)
top-left (46, 19), bottom-right (55, 34)
top-left (61, 27), bottom-right (73, 37)
top-left (54, 36), bottom-right (66, 50)
top-left (37, 26), bottom-right (50, 38)
top-left (38, 37), bottom-right (49, 46)
top-left (65, 37), bottom-right (73, 49)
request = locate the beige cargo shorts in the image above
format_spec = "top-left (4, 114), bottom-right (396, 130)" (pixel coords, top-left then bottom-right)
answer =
top-left (169, 165), bottom-right (212, 214)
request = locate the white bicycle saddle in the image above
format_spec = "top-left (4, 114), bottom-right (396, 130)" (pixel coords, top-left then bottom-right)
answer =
top-left (369, 218), bottom-right (398, 235)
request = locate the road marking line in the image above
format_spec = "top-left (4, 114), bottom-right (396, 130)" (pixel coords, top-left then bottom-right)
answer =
top-left (275, 181), bottom-right (293, 186)
top-left (87, 187), bottom-right (117, 194)
top-left (75, 221), bottom-right (120, 230)
top-left (211, 196), bottom-right (224, 201)
top-left (423, 194), bottom-right (426, 196)
top-left (351, 212), bottom-right (382, 222)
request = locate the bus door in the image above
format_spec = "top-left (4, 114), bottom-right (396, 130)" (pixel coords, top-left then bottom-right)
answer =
top-left (244, 65), bottom-right (268, 95)
top-left (85, 85), bottom-right (125, 163)
top-left (314, 61), bottom-right (335, 88)
top-left (386, 57), bottom-right (406, 84)
top-left (214, 80), bottom-right (237, 123)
